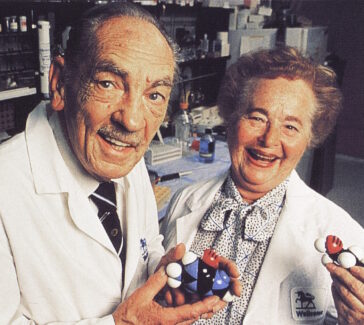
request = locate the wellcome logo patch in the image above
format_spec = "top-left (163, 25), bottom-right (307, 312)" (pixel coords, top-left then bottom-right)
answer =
top-left (290, 287), bottom-right (327, 322)
top-left (140, 238), bottom-right (148, 261)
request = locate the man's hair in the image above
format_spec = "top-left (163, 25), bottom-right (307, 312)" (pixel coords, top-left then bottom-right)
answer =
top-left (63, 2), bottom-right (178, 92)
top-left (218, 47), bottom-right (343, 147)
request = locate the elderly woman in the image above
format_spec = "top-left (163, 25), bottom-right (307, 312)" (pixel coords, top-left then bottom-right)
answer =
top-left (160, 47), bottom-right (364, 324)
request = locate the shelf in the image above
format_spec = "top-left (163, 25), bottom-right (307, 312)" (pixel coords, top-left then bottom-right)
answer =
top-left (0, 69), bottom-right (37, 76)
top-left (0, 87), bottom-right (37, 102)
top-left (178, 55), bottom-right (230, 66)
top-left (0, 50), bottom-right (35, 57)
top-left (177, 72), bottom-right (217, 84)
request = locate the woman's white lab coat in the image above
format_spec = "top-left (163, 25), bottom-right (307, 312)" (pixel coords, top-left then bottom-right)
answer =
top-left (160, 171), bottom-right (364, 324)
top-left (0, 103), bottom-right (164, 324)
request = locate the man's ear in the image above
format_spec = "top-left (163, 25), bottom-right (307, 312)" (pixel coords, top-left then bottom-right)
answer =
top-left (49, 56), bottom-right (65, 111)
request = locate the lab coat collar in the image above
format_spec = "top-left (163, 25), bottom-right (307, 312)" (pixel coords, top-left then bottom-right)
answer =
top-left (26, 102), bottom-right (72, 194)
top-left (25, 103), bottom-right (123, 257)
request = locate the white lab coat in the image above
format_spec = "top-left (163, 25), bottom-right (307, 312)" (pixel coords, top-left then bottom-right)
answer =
top-left (0, 102), bottom-right (164, 324)
top-left (160, 171), bottom-right (364, 324)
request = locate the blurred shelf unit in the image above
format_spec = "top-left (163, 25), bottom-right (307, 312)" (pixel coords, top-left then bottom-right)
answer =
top-left (0, 30), bottom-right (38, 97)
top-left (0, 27), bottom-right (39, 132)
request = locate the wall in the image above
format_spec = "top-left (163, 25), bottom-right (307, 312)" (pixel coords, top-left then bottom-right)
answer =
top-left (293, 0), bottom-right (364, 159)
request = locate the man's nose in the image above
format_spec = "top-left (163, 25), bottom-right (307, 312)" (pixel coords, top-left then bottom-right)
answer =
top-left (259, 122), bottom-right (280, 147)
top-left (111, 94), bottom-right (146, 131)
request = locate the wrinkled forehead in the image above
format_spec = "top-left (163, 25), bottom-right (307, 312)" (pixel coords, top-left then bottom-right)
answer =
top-left (94, 16), bottom-right (175, 67)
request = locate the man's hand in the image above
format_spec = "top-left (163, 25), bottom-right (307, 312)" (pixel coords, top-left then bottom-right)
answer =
top-left (159, 243), bottom-right (242, 314)
top-left (326, 263), bottom-right (364, 324)
top-left (112, 267), bottom-right (222, 325)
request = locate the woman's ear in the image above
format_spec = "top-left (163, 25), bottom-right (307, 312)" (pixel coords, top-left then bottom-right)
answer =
top-left (49, 56), bottom-right (65, 111)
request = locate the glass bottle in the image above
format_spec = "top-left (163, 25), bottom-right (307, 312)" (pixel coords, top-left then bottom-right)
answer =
top-left (199, 128), bottom-right (215, 163)
top-left (174, 102), bottom-right (192, 153)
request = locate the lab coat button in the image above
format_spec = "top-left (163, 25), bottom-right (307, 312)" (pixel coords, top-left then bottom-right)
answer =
top-left (111, 228), bottom-right (119, 237)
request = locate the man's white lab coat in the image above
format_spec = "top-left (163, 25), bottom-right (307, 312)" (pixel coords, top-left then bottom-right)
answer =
top-left (0, 102), bottom-right (164, 324)
top-left (160, 171), bottom-right (364, 324)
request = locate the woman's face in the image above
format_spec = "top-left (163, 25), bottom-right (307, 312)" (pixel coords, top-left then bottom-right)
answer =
top-left (228, 77), bottom-right (315, 202)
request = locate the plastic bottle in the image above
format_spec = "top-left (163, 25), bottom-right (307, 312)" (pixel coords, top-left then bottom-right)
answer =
top-left (199, 129), bottom-right (215, 163)
top-left (201, 34), bottom-right (209, 55)
top-left (174, 102), bottom-right (192, 153)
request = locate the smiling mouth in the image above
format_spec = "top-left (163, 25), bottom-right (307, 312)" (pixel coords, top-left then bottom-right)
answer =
top-left (247, 148), bottom-right (279, 162)
top-left (98, 131), bottom-right (133, 148)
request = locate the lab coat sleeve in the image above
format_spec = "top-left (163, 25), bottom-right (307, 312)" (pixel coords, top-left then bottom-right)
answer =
top-left (0, 214), bottom-right (115, 325)
top-left (160, 187), bottom-right (186, 252)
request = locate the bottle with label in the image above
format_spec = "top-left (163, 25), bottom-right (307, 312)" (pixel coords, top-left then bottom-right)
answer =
top-left (174, 102), bottom-right (192, 153)
top-left (199, 128), bottom-right (215, 163)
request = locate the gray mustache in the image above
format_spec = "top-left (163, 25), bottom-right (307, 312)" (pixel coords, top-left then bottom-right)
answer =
top-left (98, 126), bottom-right (142, 146)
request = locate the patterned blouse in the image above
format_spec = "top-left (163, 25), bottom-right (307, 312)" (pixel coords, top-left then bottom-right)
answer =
top-left (190, 172), bottom-right (289, 324)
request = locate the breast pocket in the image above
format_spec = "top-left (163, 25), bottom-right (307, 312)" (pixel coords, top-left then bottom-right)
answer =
top-left (279, 266), bottom-right (331, 324)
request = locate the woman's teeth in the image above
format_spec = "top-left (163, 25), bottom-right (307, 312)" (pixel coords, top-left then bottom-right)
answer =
top-left (249, 150), bottom-right (276, 162)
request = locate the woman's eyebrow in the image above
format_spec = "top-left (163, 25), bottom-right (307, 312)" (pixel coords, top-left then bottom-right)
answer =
top-left (285, 115), bottom-right (303, 126)
top-left (246, 107), bottom-right (269, 116)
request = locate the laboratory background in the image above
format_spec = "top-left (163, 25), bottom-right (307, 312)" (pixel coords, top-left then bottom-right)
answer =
top-left (0, 0), bottom-right (363, 226)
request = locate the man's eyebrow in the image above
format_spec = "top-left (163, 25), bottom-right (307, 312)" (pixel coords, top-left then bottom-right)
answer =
top-left (94, 61), bottom-right (128, 80)
top-left (150, 78), bottom-right (173, 89)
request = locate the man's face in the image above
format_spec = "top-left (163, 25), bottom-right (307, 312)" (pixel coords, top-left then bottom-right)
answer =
top-left (63, 17), bottom-right (175, 181)
top-left (228, 77), bottom-right (315, 201)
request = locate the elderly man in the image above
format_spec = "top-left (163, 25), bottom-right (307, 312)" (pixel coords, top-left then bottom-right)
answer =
top-left (0, 3), bottom-right (232, 324)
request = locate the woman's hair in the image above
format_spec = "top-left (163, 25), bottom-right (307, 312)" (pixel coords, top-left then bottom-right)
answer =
top-left (218, 47), bottom-right (343, 147)
top-left (64, 2), bottom-right (179, 87)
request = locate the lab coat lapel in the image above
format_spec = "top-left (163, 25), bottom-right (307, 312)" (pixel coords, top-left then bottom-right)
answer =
top-left (27, 103), bottom-right (116, 253)
top-left (176, 174), bottom-right (227, 250)
top-left (67, 187), bottom-right (116, 254)
top-left (122, 173), bottom-right (141, 298)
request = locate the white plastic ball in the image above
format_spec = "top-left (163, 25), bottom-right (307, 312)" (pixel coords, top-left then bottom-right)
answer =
top-left (348, 246), bottom-right (364, 260)
top-left (166, 262), bottom-right (182, 278)
top-left (338, 252), bottom-right (357, 269)
top-left (321, 253), bottom-right (333, 266)
top-left (314, 238), bottom-right (326, 253)
top-left (167, 277), bottom-right (181, 289)
top-left (222, 290), bottom-right (234, 302)
top-left (182, 251), bottom-right (198, 265)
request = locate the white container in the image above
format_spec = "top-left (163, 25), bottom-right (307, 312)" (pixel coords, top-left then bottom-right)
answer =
top-left (285, 27), bottom-right (328, 63)
top-left (38, 21), bottom-right (51, 98)
top-left (217, 31), bottom-right (228, 44)
top-left (19, 16), bottom-right (27, 32)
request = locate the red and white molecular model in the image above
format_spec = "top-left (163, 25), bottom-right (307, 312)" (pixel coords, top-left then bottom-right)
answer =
top-left (314, 235), bottom-right (364, 269)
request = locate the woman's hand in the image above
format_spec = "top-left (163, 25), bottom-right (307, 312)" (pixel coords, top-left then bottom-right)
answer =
top-left (326, 263), bottom-right (364, 324)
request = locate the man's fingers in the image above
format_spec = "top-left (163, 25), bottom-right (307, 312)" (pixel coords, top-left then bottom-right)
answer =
top-left (218, 256), bottom-right (240, 278)
top-left (230, 278), bottom-right (242, 297)
top-left (164, 295), bottom-right (220, 324)
top-left (172, 287), bottom-right (186, 306)
top-left (141, 267), bottom-right (168, 301)
top-left (165, 289), bottom-right (173, 306)
top-left (158, 243), bottom-right (186, 269)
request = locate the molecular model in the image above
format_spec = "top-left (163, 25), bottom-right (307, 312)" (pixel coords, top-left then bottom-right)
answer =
top-left (314, 235), bottom-right (364, 268)
top-left (166, 249), bottom-right (234, 302)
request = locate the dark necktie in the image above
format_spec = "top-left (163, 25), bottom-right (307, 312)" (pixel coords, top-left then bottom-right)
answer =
top-left (90, 182), bottom-right (122, 253)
